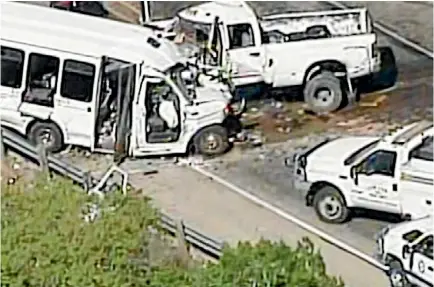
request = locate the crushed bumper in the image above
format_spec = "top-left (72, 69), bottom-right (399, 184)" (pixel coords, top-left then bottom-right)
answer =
top-left (223, 114), bottom-right (242, 138)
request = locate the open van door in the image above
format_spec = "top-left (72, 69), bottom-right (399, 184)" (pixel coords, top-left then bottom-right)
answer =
top-left (113, 65), bottom-right (134, 164)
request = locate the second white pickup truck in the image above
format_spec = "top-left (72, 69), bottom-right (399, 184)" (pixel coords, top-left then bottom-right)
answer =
top-left (144, 1), bottom-right (382, 114)
top-left (286, 121), bottom-right (433, 224)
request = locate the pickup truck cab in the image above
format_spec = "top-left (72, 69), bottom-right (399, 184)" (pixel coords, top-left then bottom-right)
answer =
top-left (375, 216), bottom-right (433, 287)
top-left (286, 121), bottom-right (433, 224)
top-left (147, 1), bottom-right (382, 114)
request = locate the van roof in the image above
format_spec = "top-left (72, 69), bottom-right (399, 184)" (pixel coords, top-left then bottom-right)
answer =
top-left (0, 2), bottom-right (183, 71)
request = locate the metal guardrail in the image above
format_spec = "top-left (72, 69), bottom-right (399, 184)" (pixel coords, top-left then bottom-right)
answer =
top-left (1, 127), bottom-right (224, 260)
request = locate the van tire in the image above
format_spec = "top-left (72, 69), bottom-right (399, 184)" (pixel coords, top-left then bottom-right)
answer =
top-left (304, 71), bottom-right (343, 114)
top-left (313, 186), bottom-right (349, 224)
top-left (29, 122), bottom-right (63, 153)
top-left (388, 260), bottom-right (411, 287)
top-left (193, 125), bottom-right (229, 156)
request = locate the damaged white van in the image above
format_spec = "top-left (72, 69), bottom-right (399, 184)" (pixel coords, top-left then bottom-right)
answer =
top-left (286, 121), bottom-right (434, 224)
top-left (0, 2), bottom-right (242, 158)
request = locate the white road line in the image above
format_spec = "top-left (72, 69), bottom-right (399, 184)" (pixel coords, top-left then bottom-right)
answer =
top-left (187, 163), bottom-right (388, 271)
top-left (327, 1), bottom-right (434, 59)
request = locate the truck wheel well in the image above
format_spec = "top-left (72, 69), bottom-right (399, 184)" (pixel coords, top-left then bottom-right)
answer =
top-left (306, 181), bottom-right (347, 206)
top-left (304, 60), bottom-right (347, 84)
top-left (385, 254), bottom-right (403, 267)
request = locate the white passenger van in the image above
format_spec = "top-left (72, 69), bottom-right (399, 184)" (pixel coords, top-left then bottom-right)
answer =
top-left (0, 2), bottom-right (242, 158)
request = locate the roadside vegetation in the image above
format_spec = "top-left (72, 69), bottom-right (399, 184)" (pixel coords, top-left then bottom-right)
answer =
top-left (1, 176), bottom-right (345, 287)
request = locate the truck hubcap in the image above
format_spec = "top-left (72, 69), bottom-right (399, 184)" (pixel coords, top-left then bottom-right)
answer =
top-left (319, 196), bottom-right (342, 220)
top-left (201, 133), bottom-right (221, 152)
top-left (315, 88), bottom-right (334, 107)
top-left (390, 270), bottom-right (405, 287)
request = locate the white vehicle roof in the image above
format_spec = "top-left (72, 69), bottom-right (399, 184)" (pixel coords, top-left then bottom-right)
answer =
top-left (0, 1), bottom-right (183, 71)
top-left (386, 120), bottom-right (433, 146)
top-left (177, 1), bottom-right (257, 25)
top-left (391, 216), bottom-right (433, 236)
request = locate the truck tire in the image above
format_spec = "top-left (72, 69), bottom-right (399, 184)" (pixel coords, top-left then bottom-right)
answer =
top-left (29, 122), bottom-right (64, 153)
top-left (313, 185), bottom-right (350, 224)
top-left (193, 125), bottom-right (229, 157)
top-left (304, 71), bottom-right (343, 114)
top-left (388, 259), bottom-right (411, 287)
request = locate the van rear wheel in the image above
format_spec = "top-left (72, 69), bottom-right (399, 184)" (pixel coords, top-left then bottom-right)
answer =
top-left (313, 186), bottom-right (349, 224)
top-left (193, 125), bottom-right (229, 156)
top-left (29, 122), bottom-right (63, 153)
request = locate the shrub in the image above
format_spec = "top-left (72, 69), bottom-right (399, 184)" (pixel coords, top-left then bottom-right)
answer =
top-left (1, 177), bottom-right (344, 287)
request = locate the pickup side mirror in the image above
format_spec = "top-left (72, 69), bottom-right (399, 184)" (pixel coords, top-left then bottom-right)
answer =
top-left (402, 244), bottom-right (411, 259)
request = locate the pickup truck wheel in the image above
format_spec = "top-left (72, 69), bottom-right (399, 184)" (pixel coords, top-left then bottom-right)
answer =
top-left (304, 71), bottom-right (343, 114)
top-left (193, 125), bottom-right (229, 156)
top-left (29, 122), bottom-right (63, 153)
top-left (313, 186), bottom-right (349, 224)
top-left (388, 260), bottom-right (411, 287)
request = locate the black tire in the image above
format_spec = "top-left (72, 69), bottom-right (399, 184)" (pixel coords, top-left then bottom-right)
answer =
top-left (28, 122), bottom-right (63, 153)
top-left (193, 125), bottom-right (229, 156)
top-left (304, 71), bottom-right (343, 114)
top-left (313, 185), bottom-right (350, 224)
top-left (388, 259), bottom-right (411, 287)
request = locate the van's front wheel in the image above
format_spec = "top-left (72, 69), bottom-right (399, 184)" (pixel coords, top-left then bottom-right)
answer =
top-left (193, 125), bottom-right (229, 156)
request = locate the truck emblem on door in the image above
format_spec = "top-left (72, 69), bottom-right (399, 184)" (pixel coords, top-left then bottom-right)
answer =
top-left (418, 260), bottom-right (425, 273)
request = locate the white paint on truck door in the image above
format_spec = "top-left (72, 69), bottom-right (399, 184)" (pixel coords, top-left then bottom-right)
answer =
top-left (409, 234), bottom-right (433, 286)
top-left (351, 149), bottom-right (401, 213)
top-left (225, 23), bottom-right (265, 85)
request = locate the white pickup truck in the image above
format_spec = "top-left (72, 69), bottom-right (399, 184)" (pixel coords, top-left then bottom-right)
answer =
top-left (375, 216), bottom-right (433, 287)
top-left (145, 1), bottom-right (382, 114)
top-left (285, 121), bottom-right (433, 224)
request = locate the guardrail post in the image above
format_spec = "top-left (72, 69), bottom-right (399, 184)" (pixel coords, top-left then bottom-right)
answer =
top-left (175, 219), bottom-right (190, 265)
top-left (37, 144), bottom-right (50, 178)
top-left (0, 129), bottom-right (6, 160)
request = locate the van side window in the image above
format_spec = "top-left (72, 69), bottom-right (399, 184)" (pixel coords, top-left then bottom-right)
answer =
top-left (1, 46), bottom-right (25, 88)
top-left (359, 150), bottom-right (397, 177)
top-left (60, 60), bottom-right (95, 102)
top-left (23, 53), bottom-right (60, 106)
top-left (410, 136), bottom-right (433, 161)
top-left (228, 23), bottom-right (255, 49)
